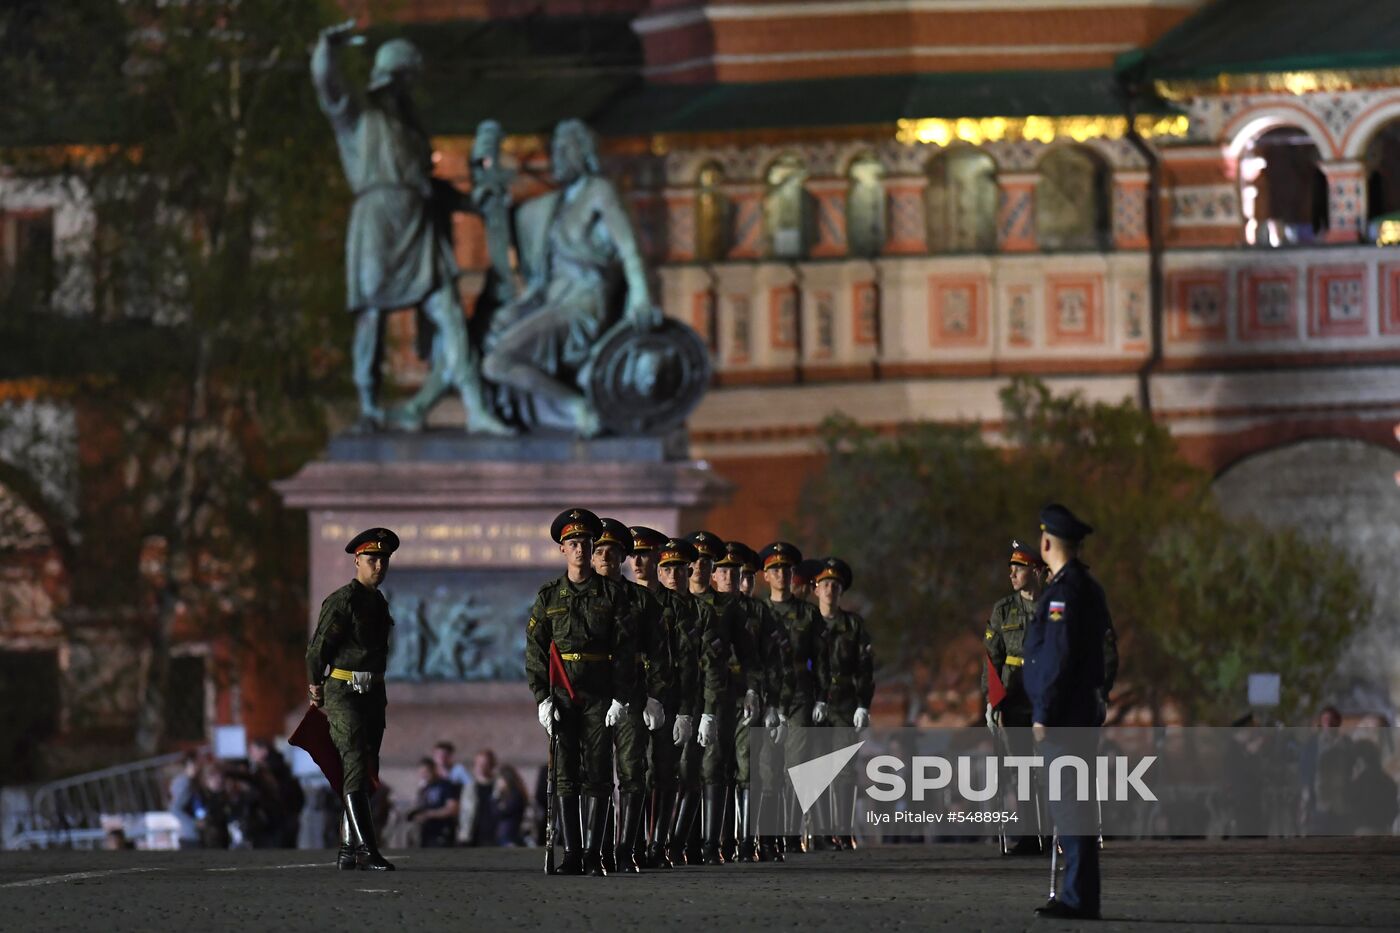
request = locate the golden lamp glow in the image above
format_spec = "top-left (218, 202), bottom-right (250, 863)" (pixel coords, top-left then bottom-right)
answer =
top-left (1378, 220), bottom-right (1400, 247)
top-left (896, 114), bottom-right (1189, 147)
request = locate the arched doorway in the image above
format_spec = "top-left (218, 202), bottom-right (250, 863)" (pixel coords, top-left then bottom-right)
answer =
top-left (1213, 439), bottom-right (1400, 714)
top-left (1238, 126), bottom-right (1328, 247)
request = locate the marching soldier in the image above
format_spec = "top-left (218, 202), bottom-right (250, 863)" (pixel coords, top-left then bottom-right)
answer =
top-left (984, 540), bottom-right (1047, 856)
top-left (1025, 504), bottom-right (1111, 920)
top-left (714, 541), bottom-right (790, 863)
top-left (687, 530), bottom-right (750, 865)
top-left (813, 557), bottom-right (874, 851)
top-left (627, 527), bottom-right (702, 868)
top-left (593, 518), bottom-right (670, 873)
top-left (526, 509), bottom-right (638, 877)
top-left (654, 536), bottom-right (720, 866)
top-left (759, 541), bottom-right (829, 854)
top-left (307, 527), bottom-right (400, 872)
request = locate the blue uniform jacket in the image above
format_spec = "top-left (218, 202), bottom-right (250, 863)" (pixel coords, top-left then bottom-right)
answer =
top-left (1023, 559), bottom-right (1110, 727)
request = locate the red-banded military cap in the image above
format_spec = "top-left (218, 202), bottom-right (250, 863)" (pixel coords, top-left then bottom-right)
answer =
top-left (1009, 539), bottom-right (1043, 567)
top-left (715, 540), bottom-right (749, 569)
top-left (735, 542), bottom-right (761, 573)
top-left (346, 527), bottom-right (400, 556)
top-left (793, 558), bottom-right (824, 587)
top-left (595, 517), bottom-right (634, 555)
top-left (551, 508), bottom-right (603, 544)
top-left (758, 541), bottom-right (802, 570)
top-left (814, 556), bottom-right (853, 590)
top-left (629, 525), bottom-right (667, 553)
top-left (659, 537), bottom-right (699, 567)
top-left (687, 530), bottom-right (725, 560)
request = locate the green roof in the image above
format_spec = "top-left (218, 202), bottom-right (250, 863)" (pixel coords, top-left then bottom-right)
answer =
top-left (596, 68), bottom-right (1145, 136)
top-left (1138, 0), bottom-right (1400, 80)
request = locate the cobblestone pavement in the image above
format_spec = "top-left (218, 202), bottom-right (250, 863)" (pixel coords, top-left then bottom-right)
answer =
top-left (3, 838), bottom-right (1398, 932)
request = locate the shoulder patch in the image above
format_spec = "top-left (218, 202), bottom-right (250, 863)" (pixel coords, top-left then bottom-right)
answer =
top-left (1049, 600), bottom-right (1065, 621)
top-left (527, 616), bottom-right (538, 632)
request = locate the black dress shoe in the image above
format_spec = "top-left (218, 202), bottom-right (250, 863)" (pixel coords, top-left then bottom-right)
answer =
top-left (1035, 898), bottom-right (1100, 920)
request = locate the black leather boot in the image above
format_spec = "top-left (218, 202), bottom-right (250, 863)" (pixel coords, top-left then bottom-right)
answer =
top-left (699, 784), bottom-right (726, 865)
top-left (785, 790), bottom-right (807, 854)
top-left (735, 787), bottom-right (758, 863)
top-left (601, 798), bottom-right (616, 873)
top-left (553, 796), bottom-right (584, 875)
top-left (648, 790), bottom-right (677, 869)
top-left (669, 790), bottom-right (699, 866)
top-left (720, 782), bottom-right (737, 862)
top-left (583, 794), bottom-right (610, 877)
top-left (336, 810), bottom-right (358, 870)
top-left (755, 792), bottom-right (778, 862)
top-left (615, 792), bottom-right (643, 873)
top-left (344, 791), bottom-right (394, 871)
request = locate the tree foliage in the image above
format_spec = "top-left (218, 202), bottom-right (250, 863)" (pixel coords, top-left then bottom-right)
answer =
top-left (796, 377), bottom-right (1371, 724)
top-left (0, 0), bottom-right (353, 753)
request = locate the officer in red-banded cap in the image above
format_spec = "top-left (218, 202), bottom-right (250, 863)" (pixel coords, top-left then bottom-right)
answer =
top-left (306, 527), bottom-right (400, 871)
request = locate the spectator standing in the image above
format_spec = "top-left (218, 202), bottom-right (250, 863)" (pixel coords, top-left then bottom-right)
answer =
top-left (168, 752), bottom-right (202, 849)
top-left (468, 749), bottom-right (499, 846)
top-left (493, 765), bottom-right (528, 846)
top-left (409, 758), bottom-right (461, 847)
top-left (189, 766), bottom-right (233, 850)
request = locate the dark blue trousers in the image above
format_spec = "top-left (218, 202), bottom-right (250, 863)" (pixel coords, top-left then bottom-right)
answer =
top-left (1041, 730), bottom-right (1101, 915)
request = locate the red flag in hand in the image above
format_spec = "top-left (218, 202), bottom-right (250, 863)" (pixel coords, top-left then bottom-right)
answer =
top-left (985, 656), bottom-right (1007, 710)
top-left (549, 641), bottom-right (577, 704)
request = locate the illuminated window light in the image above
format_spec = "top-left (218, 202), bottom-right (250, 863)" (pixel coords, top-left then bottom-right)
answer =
top-left (895, 114), bottom-right (1189, 147)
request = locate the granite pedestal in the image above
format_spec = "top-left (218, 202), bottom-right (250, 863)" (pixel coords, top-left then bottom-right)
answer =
top-left (275, 431), bottom-right (732, 803)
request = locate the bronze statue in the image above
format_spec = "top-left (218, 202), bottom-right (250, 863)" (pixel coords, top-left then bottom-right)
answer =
top-left (312, 21), bottom-right (512, 436)
top-left (481, 120), bottom-right (664, 437)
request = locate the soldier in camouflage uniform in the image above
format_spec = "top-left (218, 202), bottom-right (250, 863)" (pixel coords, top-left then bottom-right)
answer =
top-left (759, 541), bottom-right (830, 854)
top-left (592, 518), bottom-right (670, 873)
top-left (686, 530), bottom-right (751, 865)
top-left (814, 557), bottom-right (874, 851)
top-left (631, 529), bottom-right (713, 868)
top-left (983, 540), bottom-right (1045, 855)
top-left (306, 527), bottom-right (399, 872)
top-left (649, 537), bottom-right (711, 862)
top-left (526, 509), bottom-right (638, 876)
top-left (713, 541), bottom-right (791, 863)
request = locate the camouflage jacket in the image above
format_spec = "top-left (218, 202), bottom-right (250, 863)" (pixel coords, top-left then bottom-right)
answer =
top-left (306, 580), bottom-right (394, 685)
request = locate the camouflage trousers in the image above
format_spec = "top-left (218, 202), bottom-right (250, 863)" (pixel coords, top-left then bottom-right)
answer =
top-left (645, 708), bottom-right (683, 793)
top-left (324, 679), bottom-right (386, 795)
top-left (553, 697), bottom-right (613, 797)
top-left (614, 706), bottom-right (651, 795)
top-left (701, 690), bottom-right (740, 786)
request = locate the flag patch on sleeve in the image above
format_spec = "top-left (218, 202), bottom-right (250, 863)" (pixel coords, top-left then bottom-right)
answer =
top-left (1049, 600), bottom-right (1065, 621)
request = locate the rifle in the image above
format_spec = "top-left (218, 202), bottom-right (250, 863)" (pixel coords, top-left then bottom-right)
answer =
top-left (544, 641), bottom-right (577, 875)
top-left (545, 722), bottom-right (557, 874)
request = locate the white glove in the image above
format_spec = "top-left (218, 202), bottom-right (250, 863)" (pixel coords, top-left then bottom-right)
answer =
top-left (537, 698), bottom-right (555, 735)
top-left (853, 707), bottom-right (870, 730)
top-left (763, 707), bottom-right (780, 729)
top-left (811, 701), bottom-right (828, 724)
top-left (605, 699), bottom-right (628, 727)
top-left (697, 712), bottom-right (717, 747)
top-left (672, 714), bottom-right (694, 747)
top-left (644, 696), bottom-right (666, 731)
top-left (984, 702), bottom-right (997, 729)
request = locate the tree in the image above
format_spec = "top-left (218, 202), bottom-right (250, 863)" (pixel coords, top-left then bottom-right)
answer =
top-left (795, 378), bottom-right (1372, 724)
top-left (0, 0), bottom-right (352, 756)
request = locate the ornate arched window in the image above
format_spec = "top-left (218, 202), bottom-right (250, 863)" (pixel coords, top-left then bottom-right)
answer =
top-left (1364, 119), bottom-right (1400, 228)
top-left (695, 161), bottom-right (729, 262)
top-left (1036, 146), bottom-right (1111, 251)
top-left (764, 154), bottom-right (810, 259)
top-left (925, 148), bottom-right (997, 253)
top-left (846, 152), bottom-right (886, 257)
top-left (1239, 127), bottom-right (1327, 246)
